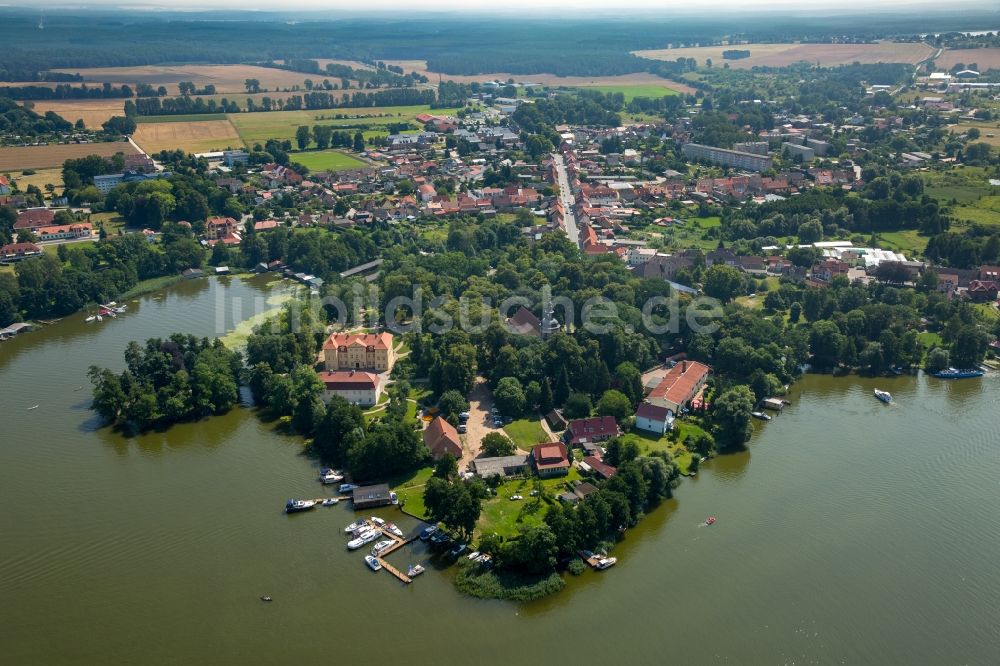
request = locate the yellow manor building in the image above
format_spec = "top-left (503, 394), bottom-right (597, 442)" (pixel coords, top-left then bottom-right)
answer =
top-left (322, 332), bottom-right (395, 373)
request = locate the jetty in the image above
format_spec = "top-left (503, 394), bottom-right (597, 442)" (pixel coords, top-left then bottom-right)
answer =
top-left (349, 518), bottom-right (421, 584)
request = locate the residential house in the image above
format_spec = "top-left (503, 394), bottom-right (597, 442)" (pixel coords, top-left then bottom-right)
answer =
top-left (317, 370), bottom-right (382, 406)
top-left (634, 402), bottom-right (672, 434)
top-left (36, 223), bottom-right (93, 242)
top-left (0, 242), bottom-right (42, 263)
top-left (322, 332), bottom-right (395, 373)
top-left (582, 455), bottom-right (618, 480)
top-left (423, 416), bottom-right (463, 460)
top-left (565, 416), bottom-right (619, 447)
top-left (205, 216), bottom-right (239, 241)
top-left (532, 442), bottom-right (570, 478)
top-left (968, 280), bottom-right (999, 302)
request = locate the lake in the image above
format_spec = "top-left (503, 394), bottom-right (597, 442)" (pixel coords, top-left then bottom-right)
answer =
top-left (2, 275), bottom-right (999, 664)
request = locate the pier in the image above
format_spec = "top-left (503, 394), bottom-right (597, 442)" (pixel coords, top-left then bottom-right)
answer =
top-left (353, 519), bottom-right (422, 584)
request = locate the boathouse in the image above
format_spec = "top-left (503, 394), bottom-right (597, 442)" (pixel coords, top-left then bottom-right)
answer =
top-left (352, 484), bottom-right (393, 509)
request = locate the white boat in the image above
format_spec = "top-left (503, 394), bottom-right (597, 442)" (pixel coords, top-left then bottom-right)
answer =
top-left (347, 529), bottom-right (381, 550)
top-left (339, 483), bottom-right (359, 493)
top-left (751, 411), bottom-right (772, 421)
top-left (322, 498), bottom-right (339, 507)
top-left (319, 468), bottom-right (344, 484)
top-left (874, 389), bottom-right (892, 403)
top-left (467, 551), bottom-right (481, 560)
top-left (85, 315), bottom-right (96, 323)
top-left (344, 520), bottom-right (367, 533)
top-left (365, 555), bottom-right (382, 571)
top-left (371, 539), bottom-right (395, 556)
top-left (596, 557), bottom-right (617, 570)
top-left (370, 516), bottom-right (386, 526)
top-left (96, 315), bottom-right (103, 322)
top-left (407, 564), bottom-right (425, 577)
top-left (386, 523), bottom-right (403, 538)
top-left (284, 499), bottom-right (317, 514)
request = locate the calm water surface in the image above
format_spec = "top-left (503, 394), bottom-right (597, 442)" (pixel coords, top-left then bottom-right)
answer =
top-left (2, 276), bottom-right (999, 664)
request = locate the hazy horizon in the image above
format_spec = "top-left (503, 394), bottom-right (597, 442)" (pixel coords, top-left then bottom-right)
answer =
top-left (7, 0), bottom-right (999, 16)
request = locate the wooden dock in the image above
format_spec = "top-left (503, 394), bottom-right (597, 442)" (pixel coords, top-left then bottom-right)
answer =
top-left (376, 557), bottom-right (412, 584)
top-left (373, 526), bottom-right (420, 584)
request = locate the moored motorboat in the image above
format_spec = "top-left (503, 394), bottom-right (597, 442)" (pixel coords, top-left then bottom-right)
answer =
top-left (347, 529), bottom-right (381, 550)
top-left (751, 411), bottom-right (771, 420)
top-left (322, 498), bottom-right (338, 507)
top-left (386, 523), bottom-right (404, 538)
top-left (874, 389), bottom-right (892, 403)
top-left (319, 468), bottom-right (344, 484)
top-left (284, 499), bottom-right (317, 514)
top-left (419, 525), bottom-right (438, 541)
top-left (85, 315), bottom-right (96, 323)
top-left (365, 555), bottom-right (382, 571)
top-left (370, 516), bottom-right (386, 526)
top-left (705, 516), bottom-right (717, 526)
top-left (596, 557), bottom-right (617, 570)
top-left (934, 367), bottom-right (984, 379)
top-left (344, 519), bottom-right (367, 533)
top-left (371, 539), bottom-right (395, 556)
top-left (407, 564), bottom-right (425, 577)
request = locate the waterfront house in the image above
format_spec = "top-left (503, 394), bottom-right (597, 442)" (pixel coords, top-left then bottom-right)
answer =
top-left (423, 416), bottom-right (463, 460)
top-left (582, 455), bottom-right (617, 480)
top-left (318, 370), bottom-right (382, 406)
top-left (565, 416), bottom-right (619, 447)
top-left (645, 360), bottom-right (711, 418)
top-left (532, 442), bottom-right (570, 478)
top-left (634, 402), bottom-right (672, 434)
top-left (352, 484), bottom-right (393, 509)
top-left (322, 332), bottom-right (395, 373)
top-left (205, 216), bottom-right (239, 241)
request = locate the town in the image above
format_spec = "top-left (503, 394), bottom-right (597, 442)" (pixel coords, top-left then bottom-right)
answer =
top-left (2, 7), bottom-right (999, 615)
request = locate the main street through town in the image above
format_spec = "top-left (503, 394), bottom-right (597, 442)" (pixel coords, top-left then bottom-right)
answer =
top-left (552, 153), bottom-right (580, 247)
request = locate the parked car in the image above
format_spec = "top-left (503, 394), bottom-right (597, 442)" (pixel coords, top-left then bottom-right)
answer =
top-left (457, 424), bottom-right (467, 434)
top-left (458, 412), bottom-right (470, 421)
top-left (509, 494), bottom-right (523, 501)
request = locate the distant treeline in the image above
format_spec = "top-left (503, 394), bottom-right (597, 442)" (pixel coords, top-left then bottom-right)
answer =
top-left (722, 50), bottom-right (752, 60)
top-left (259, 58), bottom-right (427, 87)
top-left (0, 83), bottom-right (134, 100)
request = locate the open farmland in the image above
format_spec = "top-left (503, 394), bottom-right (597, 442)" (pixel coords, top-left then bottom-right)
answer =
top-left (289, 150), bottom-right (368, 172)
top-left (949, 121), bottom-right (1000, 146)
top-left (9, 168), bottom-right (63, 193)
top-left (50, 65), bottom-right (314, 95)
top-left (934, 48), bottom-right (1000, 71)
top-left (133, 119), bottom-right (244, 154)
top-left (571, 84), bottom-right (680, 101)
top-left (0, 141), bottom-right (138, 170)
top-left (227, 105), bottom-right (463, 144)
top-left (382, 60), bottom-right (695, 94)
top-left (635, 41), bottom-right (935, 68)
top-left (21, 99), bottom-right (125, 129)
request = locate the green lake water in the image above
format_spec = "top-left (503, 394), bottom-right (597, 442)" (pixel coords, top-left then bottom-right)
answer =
top-left (2, 275), bottom-right (999, 664)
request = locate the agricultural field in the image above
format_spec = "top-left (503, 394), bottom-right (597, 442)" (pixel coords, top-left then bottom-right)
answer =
top-left (569, 84), bottom-right (680, 101)
top-left (132, 119), bottom-right (243, 154)
top-left (6, 168), bottom-right (63, 193)
top-left (948, 121), bottom-right (1000, 146)
top-left (0, 141), bottom-right (138, 170)
top-left (227, 105), bottom-right (463, 144)
top-left (289, 149), bottom-right (367, 172)
top-left (51, 64), bottom-right (314, 95)
top-left (382, 60), bottom-right (695, 94)
top-left (934, 48), bottom-right (1000, 71)
top-left (21, 99), bottom-right (125, 129)
top-left (635, 41), bottom-right (934, 69)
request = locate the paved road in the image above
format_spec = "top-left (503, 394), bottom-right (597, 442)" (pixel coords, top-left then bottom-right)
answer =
top-left (552, 153), bottom-right (580, 247)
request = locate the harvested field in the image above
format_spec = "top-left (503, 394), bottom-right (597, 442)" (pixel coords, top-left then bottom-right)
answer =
top-left (21, 99), bottom-right (125, 128)
top-left (8, 168), bottom-right (64, 192)
top-left (934, 48), bottom-right (1000, 71)
top-left (0, 141), bottom-right (138, 170)
top-left (635, 42), bottom-right (935, 68)
top-left (949, 121), bottom-right (1000, 146)
top-left (381, 60), bottom-right (695, 94)
top-left (133, 119), bottom-right (244, 154)
top-left (51, 65), bottom-right (314, 95)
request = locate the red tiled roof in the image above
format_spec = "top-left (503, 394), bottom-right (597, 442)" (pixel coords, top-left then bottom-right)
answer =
top-left (648, 361), bottom-right (711, 408)
top-left (423, 416), bottom-right (462, 460)
top-left (532, 442), bottom-right (570, 471)
top-left (322, 331), bottom-right (393, 351)
top-left (583, 455), bottom-right (617, 479)
top-left (14, 208), bottom-right (55, 229)
top-left (317, 370), bottom-right (380, 390)
top-left (0, 242), bottom-right (41, 256)
top-left (635, 402), bottom-right (670, 422)
top-left (567, 416), bottom-right (618, 444)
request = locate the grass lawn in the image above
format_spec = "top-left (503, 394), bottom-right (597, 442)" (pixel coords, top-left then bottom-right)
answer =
top-left (878, 229), bottom-right (929, 256)
top-left (572, 84), bottom-right (680, 101)
top-left (289, 149), bottom-right (367, 172)
top-left (950, 195), bottom-right (1000, 228)
top-left (503, 417), bottom-right (550, 449)
top-left (391, 466), bottom-right (434, 520)
top-left (917, 330), bottom-right (944, 350)
top-left (477, 469), bottom-right (582, 538)
top-left (90, 212), bottom-right (127, 236)
top-left (227, 105), bottom-right (463, 145)
top-left (621, 423), bottom-right (706, 476)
